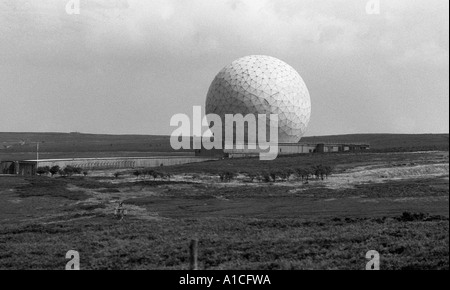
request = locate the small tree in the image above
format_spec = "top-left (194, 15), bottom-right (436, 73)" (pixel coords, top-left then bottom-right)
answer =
top-left (269, 171), bottom-right (278, 182)
top-left (161, 172), bottom-right (171, 181)
top-left (49, 165), bottom-right (60, 177)
top-left (225, 171), bottom-right (236, 182)
top-left (63, 166), bottom-right (75, 176)
top-left (113, 172), bottom-right (121, 179)
top-left (278, 170), bottom-right (291, 181)
top-left (73, 167), bottom-right (83, 175)
top-left (83, 171), bottom-right (88, 177)
top-left (58, 169), bottom-right (66, 177)
top-left (295, 167), bottom-right (311, 181)
top-left (324, 165), bottom-right (334, 179)
top-left (36, 166), bottom-right (50, 176)
top-left (133, 170), bottom-right (141, 179)
top-left (285, 169), bottom-right (295, 181)
top-left (261, 171), bottom-right (272, 183)
top-left (246, 172), bottom-right (258, 182)
top-left (150, 170), bottom-right (160, 180)
top-left (219, 171), bottom-right (236, 182)
top-left (140, 169), bottom-right (149, 180)
top-left (311, 165), bottom-right (326, 180)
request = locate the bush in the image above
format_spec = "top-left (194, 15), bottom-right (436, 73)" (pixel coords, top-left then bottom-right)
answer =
top-left (278, 170), bottom-right (291, 181)
top-left (295, 167), bottom-right (312, 181)
top-left (49, 165), bottom-right (60, 177)
top-left (260, 171), bottom-right (272, 183)
top-left (311, 164), bottom-right (334, 180)
top-left (161, 172), bottom-right (171, 180)
top-left (269, 171), bottom-right (278, 182)
top-left (246, 172), bottom-right (258, 182)
top-left (284, 169), bottom-right (295, 181)
top-left (133, 170), bottom-right (141, 179)
top-left (36, 166), bottom-right (50, 176)
top-left (219, 171), bottom-right (236, 182)
top-left (58, 169), bottom-right (66, 177)
top-left (151, 171), bottom-right (160, 180)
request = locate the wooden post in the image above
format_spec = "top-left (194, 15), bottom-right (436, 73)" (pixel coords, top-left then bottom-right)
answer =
top-left (189, 239), bottom-right (198, 270)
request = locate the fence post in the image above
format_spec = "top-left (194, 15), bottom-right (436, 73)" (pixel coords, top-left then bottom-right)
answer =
top-left (189, 239), bottom-right (198, 270)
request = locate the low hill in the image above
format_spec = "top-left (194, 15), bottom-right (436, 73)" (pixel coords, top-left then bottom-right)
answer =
top-left (0, 132), bottom-right (448, 161)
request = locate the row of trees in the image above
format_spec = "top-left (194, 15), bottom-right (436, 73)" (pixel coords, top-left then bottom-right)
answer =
top-left (219, 164), bottom-right (334, 183)
top-left (126, 169), bottom-right (171, 180)
top-left (36, 165), bottom-right (88, 177)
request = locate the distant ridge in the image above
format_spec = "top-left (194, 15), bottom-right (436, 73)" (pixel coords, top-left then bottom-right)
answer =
top-left (0, 132), bottom-right (448, 161)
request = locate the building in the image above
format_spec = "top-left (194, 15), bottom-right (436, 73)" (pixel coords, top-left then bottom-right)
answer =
top-left (195, 142), bottom-right (370, 158)
top-left (0, 161), bottom-right (18, 175)
top-left (206, 55), bottom-right (311, 144)
top-left (1, 156), bottom-right (217, 176)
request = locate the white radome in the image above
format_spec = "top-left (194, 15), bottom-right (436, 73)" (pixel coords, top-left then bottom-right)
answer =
top-left (205, 55), bottom-right (311, 143)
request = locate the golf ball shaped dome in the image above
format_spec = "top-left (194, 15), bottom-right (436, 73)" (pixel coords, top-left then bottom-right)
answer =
top-left (205, 55), bottom-right (311, 143)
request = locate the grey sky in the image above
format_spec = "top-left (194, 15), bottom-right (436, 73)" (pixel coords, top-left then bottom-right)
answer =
top-left (0, 0), bottom-right (448, 136)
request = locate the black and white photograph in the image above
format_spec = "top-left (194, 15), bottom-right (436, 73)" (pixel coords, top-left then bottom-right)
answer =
top-left (0, 0), bottom-right (448, 276)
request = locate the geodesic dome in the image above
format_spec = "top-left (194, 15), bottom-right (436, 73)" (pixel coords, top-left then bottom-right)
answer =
top-left (205, 55), bottom-right (311, 143)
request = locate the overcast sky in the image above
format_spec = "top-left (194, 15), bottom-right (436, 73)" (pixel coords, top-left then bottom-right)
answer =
top-left (0, 0), bottom-right (448, 136)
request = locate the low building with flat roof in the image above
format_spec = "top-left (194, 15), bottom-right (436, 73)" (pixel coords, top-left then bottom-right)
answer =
top-left (195, 142), bottom-right (370, 158)
top-left (2, 156), bottom-right (217, 176)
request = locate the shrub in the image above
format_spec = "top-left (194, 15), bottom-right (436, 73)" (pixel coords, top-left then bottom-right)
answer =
top-left (269, 171), bottom-right (278, 182)
top-left (161, 172), bottom-right (171, 180)
top-left (49, 165), bottom-right (60, 177)
top-left (324, 165), bottom-right (334, 179)
top-left (246, 172), bottom-right (258, 182)
top-left (133, 170), bottom-right (141, 179)
top-left (36, 166), bottom-right (50, 176)
top-left (278, 170), bottom-right (291, 181)
top-left (219, 171), bottom-right (236, 182)
top-left (141, 169), bottom-right (154, 180)
top-left (151, 171), bottom-right (160, 180)
top-left (295, 167), bottom-right (312, 181)
top-left (260, 171), bottom-right (272, 183)
top-left (284, 169), bottom-right (295, 181)
top-left (61, 166), bottom-right (83, 176)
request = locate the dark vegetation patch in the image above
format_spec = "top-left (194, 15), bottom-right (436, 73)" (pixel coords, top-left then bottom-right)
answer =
top-left (129, 180), bottom-right (197, 187)
top-left (394, 212), bottom-right (448, 222)
top-left (151, 178), bottom-right (448, 199)
top-left (343, 178), bottom-right (449, 198)
top-left (15, 177), bottom-right (89, 201)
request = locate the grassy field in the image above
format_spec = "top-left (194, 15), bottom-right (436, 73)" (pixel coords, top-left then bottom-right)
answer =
top-left (0, 132), bottom-right (191, 161)
top-left (0, 150), bottom-right (448, 270)
top-left (0, 132), bottom-right (448, 161)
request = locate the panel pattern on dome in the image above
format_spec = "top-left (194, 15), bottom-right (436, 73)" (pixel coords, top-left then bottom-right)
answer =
top-left (205, 55), bottom-right (311, 143)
